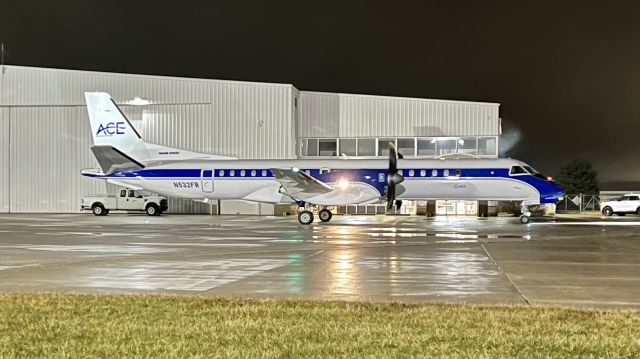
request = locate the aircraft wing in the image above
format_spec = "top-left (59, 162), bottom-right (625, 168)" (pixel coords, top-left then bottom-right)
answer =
top-left (271, 168), bottom-right (333, 199)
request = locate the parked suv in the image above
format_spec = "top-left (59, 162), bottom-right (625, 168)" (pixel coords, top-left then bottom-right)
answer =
top-left (600, 194), bottom-right (640, 216)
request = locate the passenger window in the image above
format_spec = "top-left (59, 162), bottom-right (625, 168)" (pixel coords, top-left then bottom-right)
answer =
top-left (240, 170), bottom-right (246, 177)
top-left (420, 169), bottom-right (426, 177)
top-left (251, 170), bottom-right (256, 176)
top-left (431, 169), bottom-right (438, 177)
top-left (510, 166), bottom-right (528, 175)
top-left (261, 169), bottom-right (267, 176)
top-left (408, 169), bottom-right (414, 177)
top-left (218, 170), bottom-right (224, 177)
top-left (120, 190), bottom-right (126, 197)
top-left (399, 170), bottom-right (404, 176)
top-left (128, 190), bottom-right (135, 198)
top-left (443, 169), bottom-right (449, 176)
top-left (230, 170), bottom-right (235, 177)
top-left (454, 169), bottom-right (462, 177)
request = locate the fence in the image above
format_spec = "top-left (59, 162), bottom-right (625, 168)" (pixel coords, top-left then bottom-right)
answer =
top-left (556, 194), bottom-right (600, 212)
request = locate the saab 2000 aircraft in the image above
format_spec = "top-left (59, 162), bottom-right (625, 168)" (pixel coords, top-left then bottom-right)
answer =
top-left (81, 92), bottom-right (564, 224)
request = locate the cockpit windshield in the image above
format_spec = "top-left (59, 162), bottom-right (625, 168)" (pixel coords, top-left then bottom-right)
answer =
top-left (523, 166), bottom-right (538, 174)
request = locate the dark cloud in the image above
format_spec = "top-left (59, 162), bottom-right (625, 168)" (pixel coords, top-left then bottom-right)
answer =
top-left (2, 0), bottom-right (639, 180)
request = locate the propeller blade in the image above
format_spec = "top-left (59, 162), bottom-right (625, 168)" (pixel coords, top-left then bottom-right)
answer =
top-left (388, 142), bottom-right (397, 173)
top-left (386, 185), bottom-right (395, 210)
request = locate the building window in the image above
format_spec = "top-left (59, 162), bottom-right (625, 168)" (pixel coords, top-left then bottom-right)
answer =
top-left (478, 136), bottom-right (497, 156)
top-left (397, 138), bottom-right (416, 156)
top-left (458, 137), bottom-right (477, 155)
top-left (378, 138), bottom-right (395, 156)
top-left (437, 138), bottom-right (457, 155)
top-left (417, 138), bottom-right (437, 156)
top-left (339, 138), bottom-right (357, 156)
top-left (307, 139), bottom-right (318, 156)
top-left (358, 138), bottom-right (376, 156)
top-left (319, 139), bottom-right (337, 156)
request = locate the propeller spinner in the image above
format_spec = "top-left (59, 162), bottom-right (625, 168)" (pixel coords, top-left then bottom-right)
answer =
top-left (386, 142), bottom-right (405, 211)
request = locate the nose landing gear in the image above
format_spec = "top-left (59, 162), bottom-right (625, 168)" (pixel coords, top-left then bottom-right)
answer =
top-left (519, 205), bottom-right (532, 224)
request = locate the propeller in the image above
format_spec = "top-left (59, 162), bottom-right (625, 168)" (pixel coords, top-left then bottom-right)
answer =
top-left (386, 142), bottom-right (405, 211)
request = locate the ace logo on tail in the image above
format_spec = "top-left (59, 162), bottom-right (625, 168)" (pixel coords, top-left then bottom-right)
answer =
top-left (96, 122), bottom-right (126, 136)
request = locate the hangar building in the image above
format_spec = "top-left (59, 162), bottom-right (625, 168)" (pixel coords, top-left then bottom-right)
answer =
top-left (0, 65), bottom-right (501, 215)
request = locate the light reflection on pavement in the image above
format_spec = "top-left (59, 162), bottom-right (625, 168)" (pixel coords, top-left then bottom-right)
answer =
top-left (0, 213), bottom-right (638, 309)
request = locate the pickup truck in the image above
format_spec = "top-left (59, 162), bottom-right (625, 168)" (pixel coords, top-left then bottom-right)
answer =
top-left (82, 189), bottom-right (169, 216)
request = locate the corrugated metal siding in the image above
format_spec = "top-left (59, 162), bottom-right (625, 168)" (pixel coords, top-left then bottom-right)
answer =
top-left (0, 65), bottom-right (296, 213)
top-left (298, 91), bottom-right (500, 138)
top-left (9, 106), bottom-right (107, 212)
top-left (0, 65), bottom-right (296, 159)
top-left (0, 108), bottom-right (9, 212)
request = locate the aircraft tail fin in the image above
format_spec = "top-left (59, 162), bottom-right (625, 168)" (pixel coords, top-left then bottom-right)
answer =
top-left (84, 92), bottom-right (147, 157)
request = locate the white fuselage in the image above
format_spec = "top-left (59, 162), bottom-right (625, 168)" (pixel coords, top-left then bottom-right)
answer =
top-left (87, 157), bottom-right (564, 206)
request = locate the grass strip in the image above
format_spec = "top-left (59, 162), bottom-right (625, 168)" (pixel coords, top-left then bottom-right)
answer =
top-left (0, 293), bottom-right (638, 358)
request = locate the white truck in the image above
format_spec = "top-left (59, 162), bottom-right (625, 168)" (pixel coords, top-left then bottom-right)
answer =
top-left (81, 189), bottom-right (169, 216)
top-left (600, 194), bottom-right (640, 216)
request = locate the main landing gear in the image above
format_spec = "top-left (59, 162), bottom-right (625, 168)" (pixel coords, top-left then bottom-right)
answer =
top-left (519, 205), bottom-right (532, 224)
top-left (296, 203), bottom-right (333, 225)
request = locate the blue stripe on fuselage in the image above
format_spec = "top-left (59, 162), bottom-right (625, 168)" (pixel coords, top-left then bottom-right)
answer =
top-left (89, 167), bottom-right (564, 204)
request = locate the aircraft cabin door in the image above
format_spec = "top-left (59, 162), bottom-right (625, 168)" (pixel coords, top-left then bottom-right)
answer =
top-left (201, 170), bottom-right (214, 193)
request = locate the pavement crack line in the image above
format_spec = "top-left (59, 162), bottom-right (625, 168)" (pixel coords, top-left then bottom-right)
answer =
top-left (480, 242), bottom-right (531, 306)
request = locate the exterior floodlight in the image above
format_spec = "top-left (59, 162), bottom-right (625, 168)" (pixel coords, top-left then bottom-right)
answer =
top-left (130, 97), bottom-right (150, 106)
top-left (458, 138), bottom-right (464, 145)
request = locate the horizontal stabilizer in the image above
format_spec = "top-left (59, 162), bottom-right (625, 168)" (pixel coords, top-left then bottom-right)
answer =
top-left (90, 145), bottom-right (145, 175)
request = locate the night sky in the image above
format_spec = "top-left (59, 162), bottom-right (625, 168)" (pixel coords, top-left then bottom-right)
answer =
top-left (2, 0), bottom-right (639, 181)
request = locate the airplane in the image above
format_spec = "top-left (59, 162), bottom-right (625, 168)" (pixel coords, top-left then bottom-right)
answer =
top-left (81, 92), bottom-right (565, 224)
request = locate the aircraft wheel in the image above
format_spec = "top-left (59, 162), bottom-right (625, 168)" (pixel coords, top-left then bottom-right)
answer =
top-left (298, 211), bottom-right (314, 225)
top-left (519, 215), bottom-right (530, 224)
top-left (319, 209), bottom-right (333, 222)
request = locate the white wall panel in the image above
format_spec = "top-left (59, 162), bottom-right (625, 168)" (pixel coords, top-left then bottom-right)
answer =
top-left (0, 108), bottom-right (9, 212)
top-left (9, 106), bottom-right (107, 212)
top-left (299, 91), bottom-right (500, 138)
